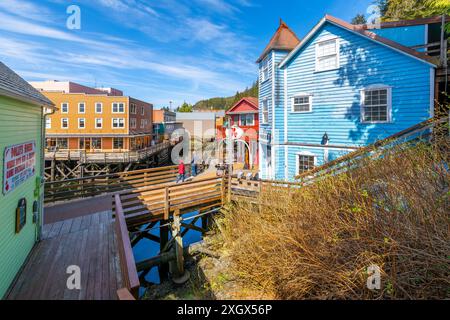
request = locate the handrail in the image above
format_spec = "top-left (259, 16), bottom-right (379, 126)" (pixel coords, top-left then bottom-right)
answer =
top-left (114, 194), bottom-right (140, 299)
top-left (295, 117), bottom-right (445, 181)
top-left (44, 164), bottom-right (193, 203)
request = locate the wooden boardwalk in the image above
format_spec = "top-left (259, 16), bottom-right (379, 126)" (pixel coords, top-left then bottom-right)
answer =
top-left (6, 210), bottom-right (123, 300)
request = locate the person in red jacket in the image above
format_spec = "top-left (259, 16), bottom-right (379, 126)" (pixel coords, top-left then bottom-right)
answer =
top-left (177, 160), bottom-right (185, 183)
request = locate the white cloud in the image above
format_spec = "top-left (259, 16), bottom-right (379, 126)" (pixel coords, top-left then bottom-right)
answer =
top-left (0, 1), bottom-right (257, 106)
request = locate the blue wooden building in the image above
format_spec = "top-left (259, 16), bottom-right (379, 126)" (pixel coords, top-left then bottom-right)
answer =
top-left (257, 15), bottom-right (445, 181)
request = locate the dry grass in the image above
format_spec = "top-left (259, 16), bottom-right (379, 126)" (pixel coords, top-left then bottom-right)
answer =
top-left (215, 124), bottom-right (450, 299)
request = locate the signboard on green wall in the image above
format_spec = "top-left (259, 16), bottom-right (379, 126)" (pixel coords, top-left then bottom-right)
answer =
top-left (3, 141), bottom-right (36, 195)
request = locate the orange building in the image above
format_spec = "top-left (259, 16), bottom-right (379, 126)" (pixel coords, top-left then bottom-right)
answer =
top-left (31, 81), bottom-right (153, 153)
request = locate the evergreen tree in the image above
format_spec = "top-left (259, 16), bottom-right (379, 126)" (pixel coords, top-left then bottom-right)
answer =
top-left (176, 102), bottom-right (193, 112)
top-left (351, 14), bottom-right (367, 24)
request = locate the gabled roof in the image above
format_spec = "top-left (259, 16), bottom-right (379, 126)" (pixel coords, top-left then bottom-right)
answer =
top-left (256, 19), bottom-right (301, 63)
top-left (226, 97), bottom-right (258, 115)
top-left (0, 62), bottom-right (54, 108)
top-left (279, 15), bottom-right (438, 69)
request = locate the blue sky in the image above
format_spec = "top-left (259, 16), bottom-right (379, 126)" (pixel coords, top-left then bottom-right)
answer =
top-left (0, 0), bottom-right (374, 108)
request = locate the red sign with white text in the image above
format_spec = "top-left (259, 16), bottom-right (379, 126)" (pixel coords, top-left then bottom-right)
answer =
top-left (3, 141), bottom-right (36, 195)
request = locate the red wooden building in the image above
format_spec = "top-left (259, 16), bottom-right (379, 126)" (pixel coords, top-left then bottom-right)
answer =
top-left (220, 97), bottom-right (259, 169)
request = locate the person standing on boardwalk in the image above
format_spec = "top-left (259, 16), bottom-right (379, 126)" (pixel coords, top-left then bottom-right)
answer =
top-left (191, 151), bottom-right (198, 177)
top-left (177, 160), bottom-right (185, 183)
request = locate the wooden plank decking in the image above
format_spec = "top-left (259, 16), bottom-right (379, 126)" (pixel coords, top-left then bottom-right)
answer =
top-left (6, 210), bottom-right (123, 300)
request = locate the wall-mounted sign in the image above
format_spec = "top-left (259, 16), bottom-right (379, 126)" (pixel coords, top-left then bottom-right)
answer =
top-left (3, 141), bottom-right (36, 195)
top-left (225, 126), bottom-right (244, 140)
top-left (16, 198), bottom-right (27, 233)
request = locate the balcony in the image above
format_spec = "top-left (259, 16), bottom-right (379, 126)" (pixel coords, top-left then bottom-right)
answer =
top-left (45, 141), bottom-right (170, 163)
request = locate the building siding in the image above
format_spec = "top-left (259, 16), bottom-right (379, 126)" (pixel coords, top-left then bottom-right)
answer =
top-left (370, 25), bottom-right (427, 48)
top-left (284, 23), bottom-right (432, 149)
top-left (0, 95), bottom-right (42, 298)
top-left (259, 21), bottom-right (433, 181)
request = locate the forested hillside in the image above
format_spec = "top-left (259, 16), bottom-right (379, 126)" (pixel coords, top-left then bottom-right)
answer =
top-left (193, 81), bottom-right (258, 111)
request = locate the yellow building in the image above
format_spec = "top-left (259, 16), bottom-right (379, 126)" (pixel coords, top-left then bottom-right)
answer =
top-left (31, 81), bottom-right (153, 154)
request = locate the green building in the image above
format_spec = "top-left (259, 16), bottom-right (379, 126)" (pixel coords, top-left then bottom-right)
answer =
top-left (0, 62), bottom-right (55, 298)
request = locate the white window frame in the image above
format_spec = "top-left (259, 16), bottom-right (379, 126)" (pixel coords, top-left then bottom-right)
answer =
top-left (61, 118), bottom-right (69, 129)
top-left (295, 152), bottom-right (317, 176)
top-left (95, 102), bottom-right (103, 114)
top-left (130, 103), bottom-right (137, 114)
top-left (130, 118), bottom-right (137, 129)
top-left (45, 118), bottom-right (51, 129)
top-left (61, 102), bottom-right (69, 114)
top-left (140, 119), bottom-right (146, 129)
top-left (95, 118), bottom-right (103, 129)
top-left (261, 99), bottom-right (269, 124)
top-left (78, 102), bottom-right (86, 114)
top-left (113, 137), bottom-right (124, 150)
top-left (315, 37), bottom-right (340, 72)
top-left (360, 86), bottom-right (392, 124)
top-left (141, 106), bottom-right (145, 116)
top-left (112, 118), bottom-right (125, 129)
top-left (78, 118), bottom-right (86, 129)
top-left (291, 93), bottom-right (313, 113)
top-left (112, 102), bottom-right (125, 114)
top-left (239, 114), bottom-right (255, 126)
top-left (260, 56), bottom-right (270, 83)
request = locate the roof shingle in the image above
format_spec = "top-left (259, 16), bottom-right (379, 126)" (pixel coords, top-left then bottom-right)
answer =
top-left (256, 19), bottom-right (301, 63)
top-left (0, 62), bottom-right (54, 107)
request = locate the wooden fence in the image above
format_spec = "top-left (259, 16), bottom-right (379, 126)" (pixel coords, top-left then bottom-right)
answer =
top-left (44, 164), bottom-right (197, 203)
top-left (45, 141), bottom-right (170, 163)
top-left (114, 194), bottom-right (140, 299)
top-left (113, 175), bottom-right (223, 228)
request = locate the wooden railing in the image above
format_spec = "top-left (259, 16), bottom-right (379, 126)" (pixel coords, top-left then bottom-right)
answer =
top-left (410, 34), bottom-right (449, 67)
top-left (45, 141), bottom-right (170, 163)
top-left (44, 164), bottom-right (195, 203)
top-left (295, 117), bottom-right (446, 182)
top-left (114, 175), bottom-right (223, 228)
top-left (114, 194), bottom-right (140, 299)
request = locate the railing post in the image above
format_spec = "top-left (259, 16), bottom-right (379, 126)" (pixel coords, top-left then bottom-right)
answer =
top-left (164, 187), bottom-right (169, 220)
top-left (258, 181), bottom-right (262, 213)
top-left (221, 174), bottom-right (226, 205)
top-left (440, 15), bottom-right (445, 67)
top-left (227, 168), bottom-right (232, 203)
top-left (170, 210), bottom-right (190, 284)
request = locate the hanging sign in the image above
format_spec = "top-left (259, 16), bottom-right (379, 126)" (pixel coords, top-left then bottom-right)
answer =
top-left (3, 141), bottom-right (36, 195)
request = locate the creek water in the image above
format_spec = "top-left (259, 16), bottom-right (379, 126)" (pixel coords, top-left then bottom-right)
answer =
top-left (133, 210), bottom-right (204, 296)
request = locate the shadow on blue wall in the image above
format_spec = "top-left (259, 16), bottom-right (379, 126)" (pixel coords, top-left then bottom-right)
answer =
top-left (334, 43), bottom-right (398, 145)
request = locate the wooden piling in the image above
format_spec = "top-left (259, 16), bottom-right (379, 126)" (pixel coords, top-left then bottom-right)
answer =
top-left (158, 220), bottom-right (169, 281)
top-left (171, 210), bottom-right (184, 277)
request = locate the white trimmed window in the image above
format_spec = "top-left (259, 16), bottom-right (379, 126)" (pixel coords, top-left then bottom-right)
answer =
top-left (291, 94), bottom-right (312, 113)
top-left (112, 118), bottom-right (125, 128)
top-left (78, 102), bottom-right (85, 114)
top-left (61, 118), bottom-right (69, 129)
top-left (113, 137), bottom-right (124, 150)
top-left (112, 102), bottom-right (125, 113)
top-left (140, 119), bottom-right (147, 128)
top-left (296, 153), bottom-right (316, 175)
top-left (45, 118), bottom-right (51, 129)
top-left (95, 102), bottom-right (103, 114)
top-left (240, 114), bottom-right (254, 126)
top-left (61, 102), bottom-right (69, 113)
top-left (78, 118), bottom-right (85, 129)
top-left (361, 87), bottom-right (391, 123)
top-left (130, 103), bottom-right (137, 114)
top-left (95, 118), bottom-right (103, 129)
top-left (316, 38), bottom-right (339, 71)
top-left (130, 118), bottom-right (137, 129)
top-left (260, 56), bottom-right (270, 82)
top-left (261, 99), bottom-right (269, 124)
top-left (141, 106), bottom-right (145, 116)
